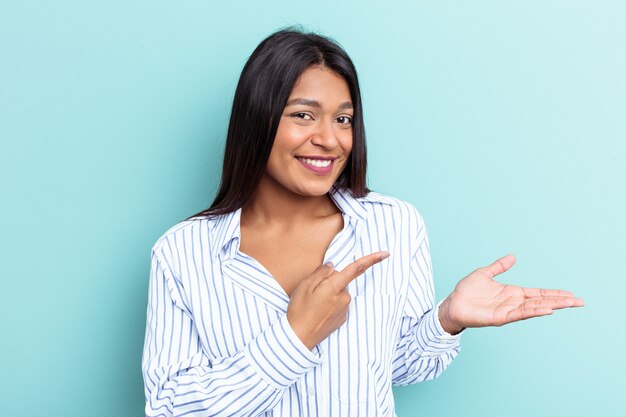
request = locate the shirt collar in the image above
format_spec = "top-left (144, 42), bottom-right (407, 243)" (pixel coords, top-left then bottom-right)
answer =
top-left (209, 208), bottom-right (241, 260)
top-left (328, 186), bottom-right (369, 223)
top-left (209, 187), bottom-right (369, 259)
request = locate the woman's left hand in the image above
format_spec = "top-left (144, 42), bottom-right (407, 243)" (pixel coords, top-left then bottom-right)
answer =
top-left (437, 254), bottom-right (585, 335)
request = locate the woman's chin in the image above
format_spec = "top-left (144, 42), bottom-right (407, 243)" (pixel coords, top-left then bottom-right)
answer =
top-left (292, 182), bottom-right (336, 197)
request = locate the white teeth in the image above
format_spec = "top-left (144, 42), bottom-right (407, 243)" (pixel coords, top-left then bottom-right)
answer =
top-left (299, 157), bottom-right (332, 168)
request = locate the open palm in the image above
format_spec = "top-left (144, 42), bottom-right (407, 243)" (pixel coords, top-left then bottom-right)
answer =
top-left (443, 254), bottom-right (584, 331)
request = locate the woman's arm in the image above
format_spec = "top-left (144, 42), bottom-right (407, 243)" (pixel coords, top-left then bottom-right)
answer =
top-left (391, 223), bottom-right (584, 386)
top-left (142, 250), bottom-right (322, 417)
top-left (391, 233), bottom-right (462, 386)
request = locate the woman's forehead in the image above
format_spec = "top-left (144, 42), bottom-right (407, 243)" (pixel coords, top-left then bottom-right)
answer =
top-left (287, 66), bottom-right (352, 107)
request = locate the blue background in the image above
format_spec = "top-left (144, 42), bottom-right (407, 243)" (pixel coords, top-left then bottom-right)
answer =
top-left (1, 1), bottom-right (624, 416)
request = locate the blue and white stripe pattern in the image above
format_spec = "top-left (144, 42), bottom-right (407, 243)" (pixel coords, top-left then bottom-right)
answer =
top-left (142, 187), bottom-right (462, 416)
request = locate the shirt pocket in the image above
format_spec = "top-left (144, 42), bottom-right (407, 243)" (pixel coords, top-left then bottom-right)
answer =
top-left (329, 293), bottom-right (401, 406)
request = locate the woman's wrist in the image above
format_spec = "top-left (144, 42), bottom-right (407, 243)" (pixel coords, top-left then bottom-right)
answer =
top-left (286, 310), bottom-right (317, 351)
top-left (438, 296), bottom-right (465, 335)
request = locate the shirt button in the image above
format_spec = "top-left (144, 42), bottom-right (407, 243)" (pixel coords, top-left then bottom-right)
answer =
top-left (308, 387), bottom-right (316, 396)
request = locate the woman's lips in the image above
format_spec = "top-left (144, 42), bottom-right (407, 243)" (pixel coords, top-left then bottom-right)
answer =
top-left (296, 156), bottom-right (335, 175)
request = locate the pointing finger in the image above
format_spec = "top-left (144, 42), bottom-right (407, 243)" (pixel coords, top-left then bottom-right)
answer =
top-left (332, 251), bottom-right (389, 289)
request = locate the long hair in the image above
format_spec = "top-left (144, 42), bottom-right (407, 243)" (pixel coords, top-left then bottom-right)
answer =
top-left (187, 27), bottom-right (369, 219)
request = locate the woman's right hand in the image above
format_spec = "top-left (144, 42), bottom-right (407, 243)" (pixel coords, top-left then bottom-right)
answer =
top-left (286, 251), bottom-right (390, 350)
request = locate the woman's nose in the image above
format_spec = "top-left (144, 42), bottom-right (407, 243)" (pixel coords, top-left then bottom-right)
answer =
top-left (310, 120), bottom-right (338, 148)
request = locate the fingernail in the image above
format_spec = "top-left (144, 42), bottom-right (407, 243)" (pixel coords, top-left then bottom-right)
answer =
top-left (380, 251), bottom-right (390, 260)
top-left (324, 261), bottom-right (334, 268)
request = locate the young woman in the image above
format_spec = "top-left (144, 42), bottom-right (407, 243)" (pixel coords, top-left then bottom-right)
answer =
top-left (142, 28), bottom-right (584, 417)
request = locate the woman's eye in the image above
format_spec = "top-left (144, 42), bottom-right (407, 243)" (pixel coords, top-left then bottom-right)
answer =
top-left (292, 112), bottom-right (313, 120)
top-left (336, 116), bottom-right (353, 125)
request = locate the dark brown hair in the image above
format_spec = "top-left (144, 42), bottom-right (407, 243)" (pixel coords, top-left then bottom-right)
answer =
top-left (187, 27), bottom-right (369, 219)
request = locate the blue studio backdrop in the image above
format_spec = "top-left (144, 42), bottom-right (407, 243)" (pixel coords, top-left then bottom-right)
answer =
top-left (1, 1), bottom-right (624, 416)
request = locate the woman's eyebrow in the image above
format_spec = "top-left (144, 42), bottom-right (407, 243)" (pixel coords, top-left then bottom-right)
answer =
top-left (285, 98), bottom-right (353, 109)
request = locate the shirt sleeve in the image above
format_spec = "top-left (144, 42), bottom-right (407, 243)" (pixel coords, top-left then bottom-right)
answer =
top-left (391, 221), bottom-right (463, 386)
top-left (142, 248), bottom-right (322, 417)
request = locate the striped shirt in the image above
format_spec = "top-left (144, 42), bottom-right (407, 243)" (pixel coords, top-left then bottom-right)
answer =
top-left (142, 187), bottom-right (462, 417)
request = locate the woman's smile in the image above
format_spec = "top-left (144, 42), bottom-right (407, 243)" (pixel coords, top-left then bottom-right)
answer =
top-left (295, 156), bottom-right (337, 175)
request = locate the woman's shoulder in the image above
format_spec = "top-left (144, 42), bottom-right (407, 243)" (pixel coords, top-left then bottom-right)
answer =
top-left (357, 190), bottom-right (425, 224)
top-left (150, 213), bottom-right (223, 257)
top-left (343, 189), bottom-right (428, 245)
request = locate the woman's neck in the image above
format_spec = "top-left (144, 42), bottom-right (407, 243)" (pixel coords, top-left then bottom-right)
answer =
top-left (242, 174), bottom-right (340, 227)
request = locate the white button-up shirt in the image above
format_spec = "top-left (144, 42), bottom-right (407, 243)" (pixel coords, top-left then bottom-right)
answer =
top-left (142, 187), bottom-right (462, 417)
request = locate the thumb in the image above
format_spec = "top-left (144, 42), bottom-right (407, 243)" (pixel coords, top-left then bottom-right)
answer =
top-left (478, 254), bottom-right (516, 279)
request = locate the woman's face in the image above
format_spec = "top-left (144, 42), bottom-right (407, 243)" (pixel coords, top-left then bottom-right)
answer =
top-left (263, 65), bottom-right (354, 197)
